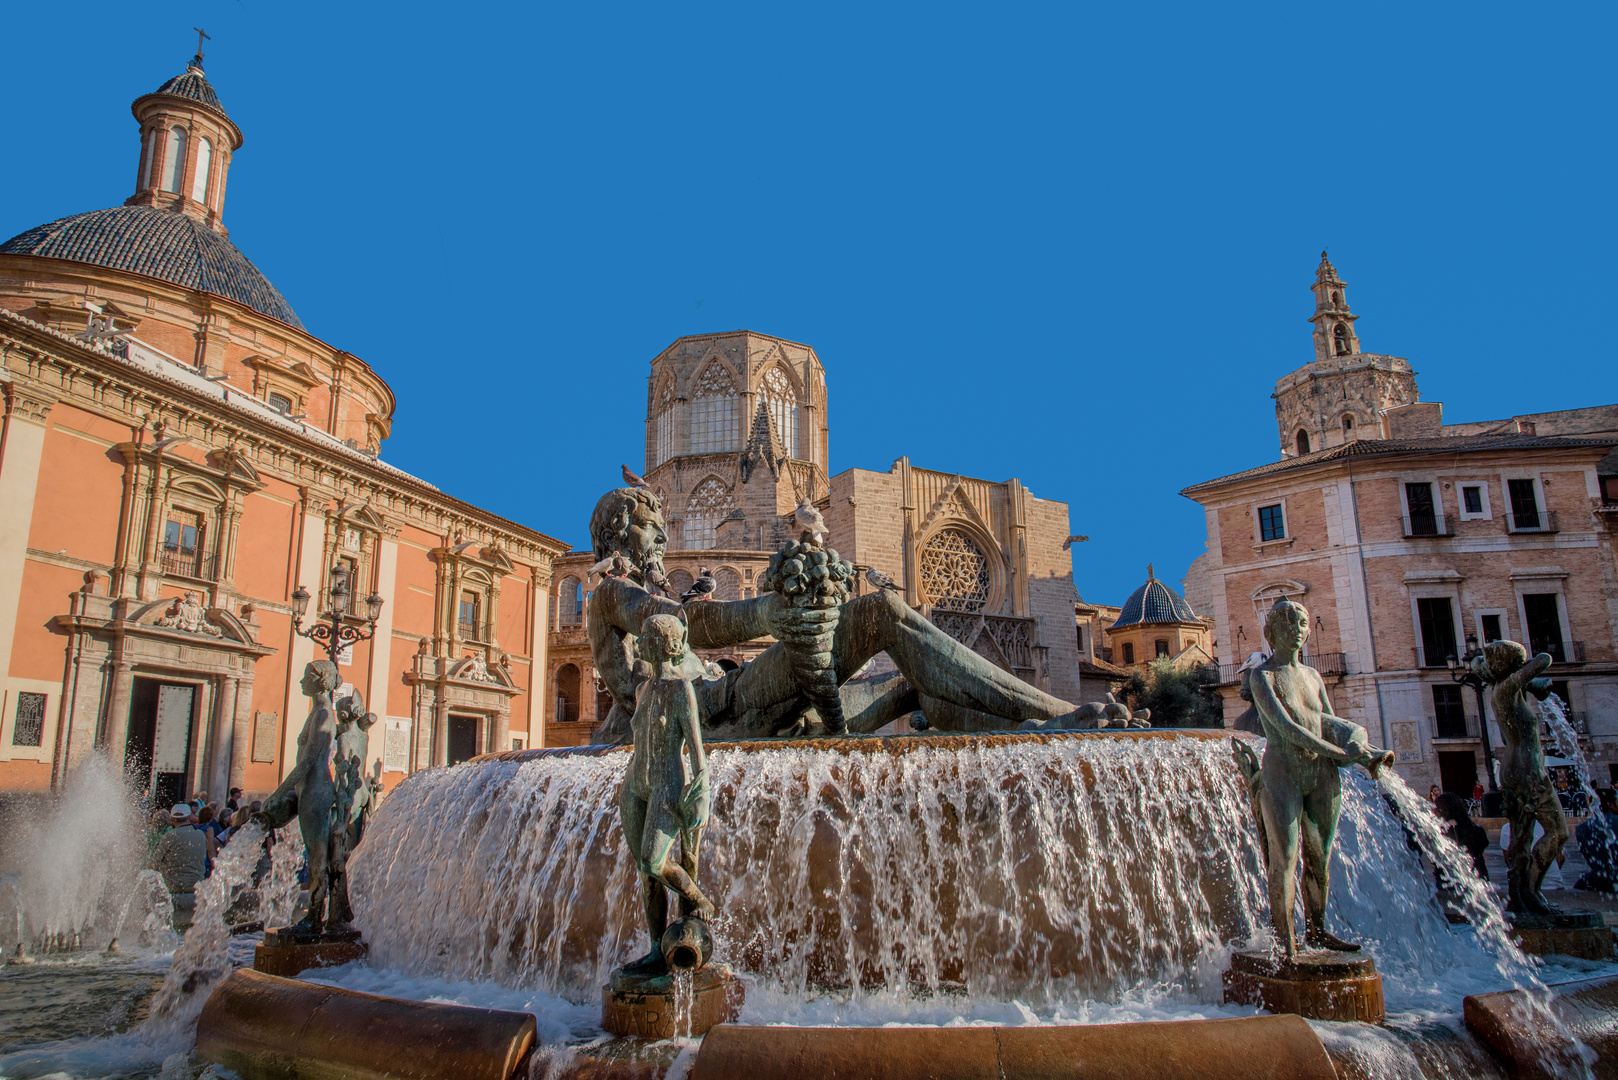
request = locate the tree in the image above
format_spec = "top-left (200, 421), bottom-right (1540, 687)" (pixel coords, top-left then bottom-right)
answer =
top-left (1120, 659), bottom-right (1224, 728)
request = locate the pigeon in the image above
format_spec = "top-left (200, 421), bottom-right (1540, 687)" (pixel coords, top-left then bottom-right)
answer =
top-left (862, 566), bottom-right (902, 593)
top-left (621, 464), bottom-right (648, 489)
top-left (645, 566), bottom-right (673, 596)
top-left (588, 554), bottom-right (632, 580)
top-left (682, 567), bottom-right (716, 603)
top-left (793, 502), bottom-right (827, 543)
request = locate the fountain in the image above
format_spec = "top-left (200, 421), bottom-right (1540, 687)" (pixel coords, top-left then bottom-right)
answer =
top-left (7, 485), bottom-right (1616, 1079)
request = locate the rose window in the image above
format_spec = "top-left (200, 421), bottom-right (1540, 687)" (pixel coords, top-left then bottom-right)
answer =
top-left (920, 528), bottom-right (991, 613)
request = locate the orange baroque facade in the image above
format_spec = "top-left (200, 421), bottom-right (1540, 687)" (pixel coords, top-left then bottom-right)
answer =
top-left (0, 53), bottom-right (567, 798)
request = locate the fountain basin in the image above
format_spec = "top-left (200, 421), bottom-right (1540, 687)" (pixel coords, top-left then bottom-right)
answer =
top-left (196, 968), bottom-right (536, 1080)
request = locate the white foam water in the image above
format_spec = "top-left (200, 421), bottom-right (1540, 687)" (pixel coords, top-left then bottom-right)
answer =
top-left (350, 734), bottom-right (1546, 1021)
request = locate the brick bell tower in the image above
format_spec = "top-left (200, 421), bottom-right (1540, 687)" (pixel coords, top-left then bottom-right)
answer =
top-left (124, 33), bottom-right (244, 236)
top-left (1272, 252), bottom-right (1420, 459)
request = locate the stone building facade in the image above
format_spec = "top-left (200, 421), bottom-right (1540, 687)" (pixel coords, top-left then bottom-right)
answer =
top-left (540, 332), bottom-right (1087, 737)
top-left (0, 52), bottom-right (568, 797)
top-left (1183, 255), bottom-right (1618, 795)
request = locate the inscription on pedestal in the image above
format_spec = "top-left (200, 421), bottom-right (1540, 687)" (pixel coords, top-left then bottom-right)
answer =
top-left (1223, 949), bottom-right (1385, 1024)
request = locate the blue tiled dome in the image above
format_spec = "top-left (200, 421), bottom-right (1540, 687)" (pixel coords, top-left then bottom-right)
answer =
top-left (0, 206), bottom-right (303, 330)
top-left (1111, 570), bottom-right (1199, 629)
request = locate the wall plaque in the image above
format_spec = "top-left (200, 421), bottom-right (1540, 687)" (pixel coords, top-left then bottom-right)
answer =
top-left (1390, 720), bottom-right (1423, 764)
top-left (384, 716), bottom-right (411, 773)
top-left (252, 711), bottom-right (279, 763)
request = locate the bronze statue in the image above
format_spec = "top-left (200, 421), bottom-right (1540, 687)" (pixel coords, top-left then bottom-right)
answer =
top-left (258, 661), bottom-right (341, 933)
top-left (1248, 599), bottom-right (1391, 958)
top-left (619, 614), bottom-right (713, 976)
top-left (328, 691), bottom-right (380, 928)
top-left (584, 486), bottom-right (1088, 741)
top-left (1475, 639), bottom-right (1566, 914)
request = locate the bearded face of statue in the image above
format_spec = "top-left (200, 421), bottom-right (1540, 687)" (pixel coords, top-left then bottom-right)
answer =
top-left (620, 499), bottom-right (668, 580)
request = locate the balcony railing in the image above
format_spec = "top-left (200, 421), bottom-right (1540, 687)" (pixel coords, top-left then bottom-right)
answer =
top-left (1434, 714), bottom-right (1475, 739)
top-left (1215, 652), bottom-right (1348, 683)
top-left (1401, 513), bottom-right (1453, 538)
top-left (1505, 510), bottom-right (1559, 534)
top-left (1413, 645), bottom-right (1455, 669)
top-left (159, 547), bottom-right (216, 581)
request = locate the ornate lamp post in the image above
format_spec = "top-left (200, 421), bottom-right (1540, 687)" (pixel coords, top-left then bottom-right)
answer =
top-left (1448, 632), bottom-right (1499, 799)
top-left (292, 564), bottom-right (385, 662)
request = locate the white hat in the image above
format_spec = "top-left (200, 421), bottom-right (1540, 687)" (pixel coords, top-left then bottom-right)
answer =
top-left (170, 803), bottom-right (192, 822)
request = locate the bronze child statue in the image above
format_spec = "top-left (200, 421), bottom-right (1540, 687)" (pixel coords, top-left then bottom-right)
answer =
top-left (1248, 599), bottom-right (1392, 958)
top-left (258, 660), bottom-right (341, 933)
top-left (618, 613), bottom-right (715, 976)
top-left (1475, 639), bottom-right (1565, 914)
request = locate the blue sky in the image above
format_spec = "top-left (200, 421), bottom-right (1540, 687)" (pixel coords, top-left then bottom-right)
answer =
top-left (3, 3), bottom-right (1612, 603)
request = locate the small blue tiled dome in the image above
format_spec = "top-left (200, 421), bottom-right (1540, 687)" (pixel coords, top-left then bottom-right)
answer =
top-left (1, 206), bottom-right (303, 329)
top-left (1111, 566), bottom-right (1199, 629)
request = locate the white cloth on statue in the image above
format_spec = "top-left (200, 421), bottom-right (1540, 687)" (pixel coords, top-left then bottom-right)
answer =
top-left (1500, 820), bottom-right (1567, 890)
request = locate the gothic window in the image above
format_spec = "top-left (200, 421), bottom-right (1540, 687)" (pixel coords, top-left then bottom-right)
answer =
top-left (1331, 291), bottom-right (1342, 306)
top-left (653, 378), bottom-right (675, 466)
top-left (920, 528), bottom-right (991, 613)
top-left (1295, 430), bottom-right (1310, 456)
top-left (190, 137), bottom-right (212, 203)
top-left (1342, 413), bottom-right (1354, 432)
top-left (689, 364), bottom-right (738, 454)
top-left (161, 127), bottom-right (187, 193)
top-left (555, 664), bottom-right (581, 723)
top-left (761, 367), bottom-right (798, 459)
top-left (714, 567), bottom-right (742, 601)
top-left (557, 575), bottom-right (583, 626)
top-left (1333, 323), bottom-right (1351, 356)
top-left (685, 478), bottom-right (733, 550)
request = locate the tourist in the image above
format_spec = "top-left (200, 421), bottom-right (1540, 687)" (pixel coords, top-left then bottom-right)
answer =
top-left (226, 787), bottom-right (243, 813)
top-left (1434, 793), bottom-right (1489, 881)
top-left (1428, 785), bottom-right (1441, 805)
top-left (1574, 789), bottom-right (1618, 893)
top-left (150, 803), bottom-right (206, 930)
top-left (194, 805), bottom-right (220, 873)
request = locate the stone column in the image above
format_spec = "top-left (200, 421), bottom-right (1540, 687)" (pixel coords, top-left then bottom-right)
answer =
top-left (209, 674), bottom-right (240, 799)
top-left (432, 689), bottom-right (449, 767)
top-left (493, 707), bottom-right (510, 756)
top-left (364, 536), bottom-right (398, 773)
top-left (99, 657), bottom-right (137, 776)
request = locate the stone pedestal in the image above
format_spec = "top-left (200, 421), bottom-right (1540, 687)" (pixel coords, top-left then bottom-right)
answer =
top-left (601, 964), bottom-right (741, 1040)
top-left (253, 926), bottom-right (368, 978)
top-left (1223, 949), bottom-right (1385, 1023)
top-left (1510, 910), bottom-right (1615, 960)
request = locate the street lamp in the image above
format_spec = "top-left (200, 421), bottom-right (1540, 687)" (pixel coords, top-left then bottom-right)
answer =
top-left (292, 564), bottom-right (384, 661)
top-left (1448, 632), bottom-right (1499, 802)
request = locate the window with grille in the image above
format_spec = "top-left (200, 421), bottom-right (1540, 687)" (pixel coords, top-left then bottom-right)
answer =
top-left (459, 590), bottom-right (482, 638)
top-left (162, 509), bottom-right (204, 577)
top-left (689, 364), bottom-right (738, 454)
top-left (761, 367), bottom-right (798, 459)
top-left (1405, 483), bottom-right (1438, 535)
top-left (1258, 504), bottom-right (1286, 542)
top-left (268, 392), bottom-right (293, 415)
top-left (12, 692), bottom-right (44, 747)
top-left (685, 479), bottom-right (733, 550)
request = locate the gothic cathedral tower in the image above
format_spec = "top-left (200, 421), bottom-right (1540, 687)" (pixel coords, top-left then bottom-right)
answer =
top-left (643, 332), bottom-right (830, 551)
top-left (1272, 253), bottom-right (1419, 458)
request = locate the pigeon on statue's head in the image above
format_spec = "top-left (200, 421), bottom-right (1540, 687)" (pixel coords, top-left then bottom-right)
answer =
top-left (793, 502), bottom-right (827, 544)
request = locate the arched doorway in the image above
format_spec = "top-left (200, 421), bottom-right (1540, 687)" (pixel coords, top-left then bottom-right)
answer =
top-left (555, 663), bottom-right (581, 723)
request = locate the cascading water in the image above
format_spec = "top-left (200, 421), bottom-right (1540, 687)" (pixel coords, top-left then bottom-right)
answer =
top-left (350, 731), bottom-right (1538, 1021)
top-left (1541, 695), bottom-right (1618, 872)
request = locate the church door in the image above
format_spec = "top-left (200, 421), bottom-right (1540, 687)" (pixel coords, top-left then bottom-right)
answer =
top-left (447, 714), bottom-right (479, 765)
top-left (125, 678), bottom-right (197, 807)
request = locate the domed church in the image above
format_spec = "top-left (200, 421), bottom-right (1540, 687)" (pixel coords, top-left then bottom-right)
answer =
top-left (1104, 566), bottom-right (1213, 671)
top-left (0, 47), bottom-right (569, 797)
